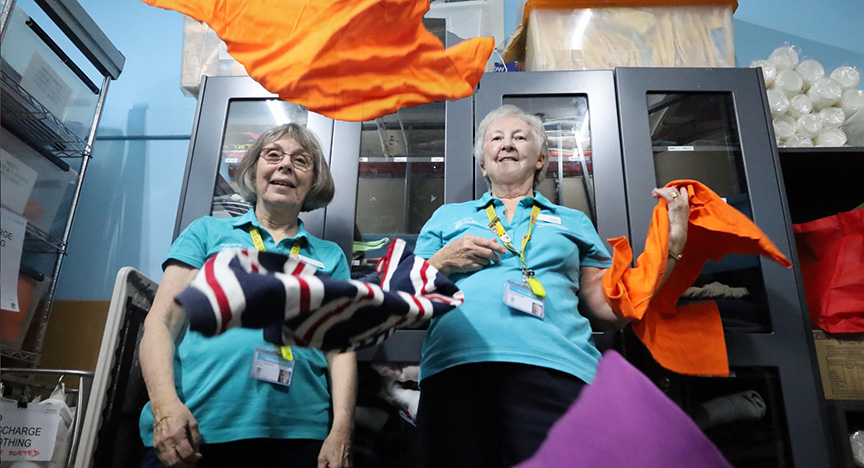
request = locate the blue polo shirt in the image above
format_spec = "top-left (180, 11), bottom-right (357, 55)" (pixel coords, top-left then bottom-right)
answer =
top-left (140, 209), bottom-right (350, 445)
top-left (414, 191), bottom-right (612, 384)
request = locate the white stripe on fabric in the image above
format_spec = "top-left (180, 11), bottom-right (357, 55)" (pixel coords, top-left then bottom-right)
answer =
top-left (279, 274), bottom-right (303, 324)
top-left (190, 263), bottom-right (224, 332)
top-left (380, 239), bottom-right (405, 291)
top-left (213, 250), bottom-right (248, 330)
top-left (423, 292), bottom-right (465, 306)
top-left (305, 275), bottom-right (327, 312)
top-left (408, 257), bottom-right (427, 295)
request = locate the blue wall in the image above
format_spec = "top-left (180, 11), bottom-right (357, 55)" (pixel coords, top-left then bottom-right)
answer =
top-left (38, 0), bottom-right (862, 300)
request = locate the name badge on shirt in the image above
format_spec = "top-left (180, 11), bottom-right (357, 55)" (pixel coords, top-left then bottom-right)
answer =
top-left (297, 254), bottom-right (325, 270)
top-left (250, 347), bottom-right (295, 387)
top-left (504, 280), bottom-right (545, 319)
top-left (536, 213), bottom-right (561, 224)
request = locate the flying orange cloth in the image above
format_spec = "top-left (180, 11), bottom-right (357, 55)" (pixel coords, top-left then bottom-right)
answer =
top-left (602, 180), bottom-right (792, 376)
top-left (141, 0), bottom-right (494, 121)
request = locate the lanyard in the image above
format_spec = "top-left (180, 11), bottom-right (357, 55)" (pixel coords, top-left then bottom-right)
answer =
top-left (485, 203), bottom-right (546, 297)
top-left (249, 226), bottom-right (300, 360)
top-left (249, 226), bottom-right (302, 257)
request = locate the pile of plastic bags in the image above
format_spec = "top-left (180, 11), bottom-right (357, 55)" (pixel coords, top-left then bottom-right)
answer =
top-left (751, 45), bottom-right (864, 147)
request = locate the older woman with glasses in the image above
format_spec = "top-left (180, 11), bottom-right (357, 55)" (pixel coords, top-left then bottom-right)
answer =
top-left (139, 123), bottom-right (356, 468)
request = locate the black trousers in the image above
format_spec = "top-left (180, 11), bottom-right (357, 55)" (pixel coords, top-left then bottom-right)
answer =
top-left (140, 438), bottom-right (323, 468)
top-left (417, 362), bottom-right (586, 468)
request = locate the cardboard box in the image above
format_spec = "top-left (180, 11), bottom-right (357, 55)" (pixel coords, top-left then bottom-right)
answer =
top-left (813, 328), bottom-right (864, 400)
top-left (503, 0), bottom-right (736, 71)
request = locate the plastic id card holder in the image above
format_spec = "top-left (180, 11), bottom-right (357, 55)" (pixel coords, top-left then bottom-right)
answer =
top-left (250, 347), bottom-right (295, 387)
top-left (504, 280), bottom-right (545, 319)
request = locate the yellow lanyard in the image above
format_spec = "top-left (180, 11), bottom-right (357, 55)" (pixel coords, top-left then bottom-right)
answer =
top-left (249, 226), bottom-right (301, 360)
top-left (485, 203), bottom-right (546, 297)
top-left (249, 226), bottom-right (302, 257)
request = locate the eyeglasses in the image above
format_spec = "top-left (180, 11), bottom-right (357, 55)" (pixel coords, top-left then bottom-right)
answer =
top-left (260, 147), bottom-right (314, 172)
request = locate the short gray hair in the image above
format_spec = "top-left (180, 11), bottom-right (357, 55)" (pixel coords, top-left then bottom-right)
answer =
top-left (474, 104), bottom-right (550, 188)
top-left (234, 123), bottom-right (335, 212)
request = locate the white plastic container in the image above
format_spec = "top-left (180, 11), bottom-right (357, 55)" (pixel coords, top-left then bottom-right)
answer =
top-left (819, 107), bottom-right (846, 129)
top-left (814, 128), bottom-right (847, 147)
top-left (511, 1), bottom-right (736, 71)
top-left (772, 114), bottom-right (797, 140)
top-left (774, 69), bottom-right (804, 97)
top-left (180, 17), bottom-right (248, 97)
top-left (788, 94), bottom-right (813, 118)
top-left (796, 59), bottom-right (825, 90)
top-left (839, 89), bottom-right (864, 117)
top-left (830, 66), bottom-right (861, 90)
top-left (806, 77), bottom-right (843, 109)
top-left (796, 113), bottom-right (824, 138)
top-left (426, 0), bottom-right (505, 72)
top-left (767, 46), bottom-right (799, 71)
top-left (766, 88), bottom-right (790, 115)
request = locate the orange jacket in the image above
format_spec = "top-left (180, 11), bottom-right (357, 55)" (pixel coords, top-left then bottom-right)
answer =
top-left (603, 180), bottom-right (791, 376)
top-left (142, 0), bottom-right (494, 121)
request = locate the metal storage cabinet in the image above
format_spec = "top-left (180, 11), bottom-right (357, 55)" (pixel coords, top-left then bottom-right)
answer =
top-left (616, 66), bottom-right (832, 467)
top-left (472, 70), bottom-right (628, 244)
top-left (171, 75), bottom-right (337, 244)
top-left (0, 0), bottom-right (123, 366)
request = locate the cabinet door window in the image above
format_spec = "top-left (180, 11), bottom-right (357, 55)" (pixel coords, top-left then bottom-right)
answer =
top-left (676, 367), bottom-right (793, 467)
top-left (354, 102), bottom-right (445, 265)
top-left (503, 95), bottom-right (596, 224)
top-left (211, 99), bottom-right (308, 218)
top-left (646, 92), bottom-right (771, 333)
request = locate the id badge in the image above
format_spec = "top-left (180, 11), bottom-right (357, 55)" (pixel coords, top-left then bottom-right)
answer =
top-left (250, 347), bottom-right (295, 387)
top-left (504, 280), bottom-right (545, 319)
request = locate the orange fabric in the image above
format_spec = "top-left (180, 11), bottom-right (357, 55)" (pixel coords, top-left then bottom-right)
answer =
top-left (603, 180), bottom-right (792, 376)
top-left (142, 0), bottom-right (494, 121)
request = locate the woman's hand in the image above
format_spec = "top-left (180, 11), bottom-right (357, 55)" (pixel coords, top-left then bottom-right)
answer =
top-left (152, 400), bottom-right (202, 467)
top-left (318, 428), bottom-right (352, 468)
top-left (652, 186), bottom-right (690, 255)
top-left (427, 235), bottom-right (509, 275)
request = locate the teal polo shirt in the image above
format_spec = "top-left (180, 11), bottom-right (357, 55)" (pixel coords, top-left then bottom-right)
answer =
top-left (414, 191), bottom-right (612, 384)
top-left (140, 209), bottom-right (350, 445)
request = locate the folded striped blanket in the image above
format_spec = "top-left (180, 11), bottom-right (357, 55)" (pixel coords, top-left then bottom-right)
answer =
top-left (176, 239), bottom-right (463, 352)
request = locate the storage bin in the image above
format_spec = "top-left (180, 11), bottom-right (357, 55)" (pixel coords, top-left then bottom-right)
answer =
top-left (180, 16), bottom-right (248, 97)
top-left (503, 0), bottom-right (736, 71)
top-left (1, 147), bottom-right (39, 216)
top-left (1, 6), bottom-right (100, 140)
top-left (1, 127), bottom-right (78, 237)
top-left (0, 271), bottom-right (50, 351)
top-left (426, 0), bottom-right (505, 71)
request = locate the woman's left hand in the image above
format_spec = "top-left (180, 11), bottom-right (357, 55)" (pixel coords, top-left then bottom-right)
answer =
top-left (652, 186), bottom-right (690, 254)
top-left (318, 428), bottom-right (352, 468)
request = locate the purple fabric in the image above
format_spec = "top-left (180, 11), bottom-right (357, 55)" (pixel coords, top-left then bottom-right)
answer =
top-left (514, 351), bottom-right (733, 468)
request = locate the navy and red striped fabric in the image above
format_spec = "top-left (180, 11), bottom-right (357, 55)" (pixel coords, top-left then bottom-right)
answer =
top-left (175, 239), bottom-right (463, 352)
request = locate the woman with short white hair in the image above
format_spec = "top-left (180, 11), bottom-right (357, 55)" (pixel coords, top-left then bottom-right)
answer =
top-left (414, 104), bottom-right (690, 468)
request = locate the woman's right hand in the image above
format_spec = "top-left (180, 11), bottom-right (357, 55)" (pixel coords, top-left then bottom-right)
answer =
top-left (428, 235), bottom-right (508, 275)
top-left (153, 400), bottom-right (203, 468)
